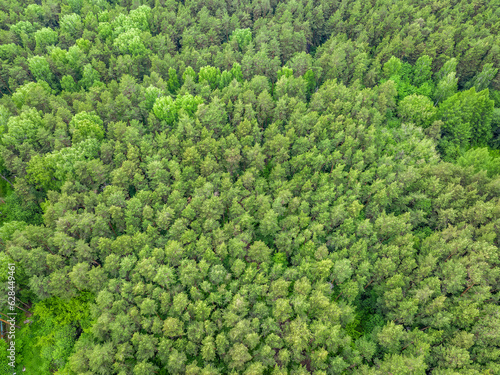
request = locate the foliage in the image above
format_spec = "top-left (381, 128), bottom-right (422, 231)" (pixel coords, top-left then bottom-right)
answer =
top-left (0, 0), bottom-right (499, 374)
top-left (231, 28), bottom-right (252, 51)
top-left (13, 292), bottom-right (93, 374)
top-left (457, 147), bottom-right (500, 177)
top-left (437, 88), bottom-right (495, 160)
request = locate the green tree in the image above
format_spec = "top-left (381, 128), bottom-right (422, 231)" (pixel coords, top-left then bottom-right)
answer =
top-left (469, 63), bottom-right (499, 92)
top-left (28, 56), bottom-right (55, 87)
top-left (456, 147), bottom-right (500, 177)
top-left (34, 27), bottom-right (58, 53)
top-left (168, 68), bottom-right (180, 94)
top-left (199, 66), bottom-right (221, 90)
top-left (398, 94), bottom-right (437, 128)
top-left (434, 72), bottom-right (458, 105)
top-left (231, 28), bottom-right (252, 52)
top-left (79, 64), bottom-right (101, 90)
top-left (114, 28), bottom-right (148, 56)
top-left (153, 96), bottom-right (176, 123)
top-left (69, 112), bottom-right (105, 144)
top-left (437, 87), bottom-right (495, 159)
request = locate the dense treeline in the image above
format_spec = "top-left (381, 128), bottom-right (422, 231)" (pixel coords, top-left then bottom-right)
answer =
top-left (0, 0), bottom-right (499, 374)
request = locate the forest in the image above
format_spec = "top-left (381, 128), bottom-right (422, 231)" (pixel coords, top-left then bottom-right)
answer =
top-left (0, 0), bottom-right (500, 373)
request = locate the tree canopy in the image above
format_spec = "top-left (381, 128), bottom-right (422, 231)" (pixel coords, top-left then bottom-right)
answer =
top-left (0, 0), bottom-right (500, 374)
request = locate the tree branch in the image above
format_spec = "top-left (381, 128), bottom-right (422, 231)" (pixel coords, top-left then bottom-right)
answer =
top-left (0, 318), bottom-right (21, 329)
top-left (0, 174), bottom-right (14, 189)
top-left (460, 283), bottom-right (476, 297)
